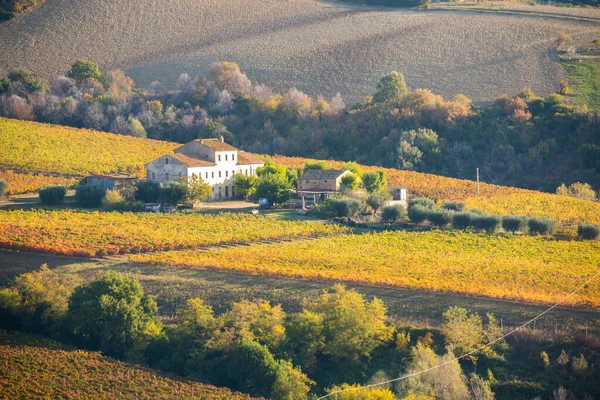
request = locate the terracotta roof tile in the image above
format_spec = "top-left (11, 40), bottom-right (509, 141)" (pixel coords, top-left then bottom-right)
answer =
top-left (237, 151), bottom-right (264, 165)
top-left (171, 153), bottom-right (216, 167)
top-left (198, 139), bottom-right (238, 152)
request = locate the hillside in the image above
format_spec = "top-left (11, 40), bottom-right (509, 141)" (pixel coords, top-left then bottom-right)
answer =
top-left (1, 118), bottom-right (598, 224)
top-left (1, 0), bottom-right (599, 102)
top-left (0, 117), bottom-right (179, 177)
top-left (0, 331), bottom-right (257, 399)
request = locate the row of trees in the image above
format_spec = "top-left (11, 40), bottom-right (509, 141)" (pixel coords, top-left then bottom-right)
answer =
top-left (2, 265), bottom-right (598, 398)
top-left (1, 60), bottom-right (598, 192)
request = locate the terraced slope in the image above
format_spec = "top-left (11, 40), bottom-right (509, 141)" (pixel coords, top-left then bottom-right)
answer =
top-left (0, 331), bottom-right (257, 400)
top-left (1, 0), bottom-right (598, 102)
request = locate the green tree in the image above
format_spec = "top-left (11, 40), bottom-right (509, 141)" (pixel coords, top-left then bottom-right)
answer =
top-left (159, 182), bottom-right (188, 206)
top-left (39, 185), bottom-right (66, 206)
top-left (226, 339), bottom-right (279, 398)
top-left (341, 161), bottom-right (363, 176)
top-left (362, 171), bottom-right (387, 193)
top-left (187, 174), bottom-right (212, 203)
top-left (304, 285), bottom-right (394, 361)
top-left (233, 173), bottom-right (256, 199)
top-left (367, 192), bottom-right (389, 213)
top-left (373, 71), bottom-right (407, 103)
top-left (400, 343), bottom-right (469, 400)
top-left (381, 204), bottom-right (406, 223)
top-left (468, 373), bottom-right (495, 400)
top-left (271, 359), bottom-right (314, 400)
top-left (571, 354), bottom-right (588, 373)
top-left (340, 173), bottom-right (359, 191)
top-left (220, 299), bottom-right (286, 351)
top-left (127, 116), bottom-right (147, 138)
top-left (257, 160), bottom-right (288, 179)
top-left (67, 59), bottom-right (104, 85)
top-left (397, 128), bottom-right (439, 171)
top-left (304, 160), bottom-right (328, 171)
top-left (284, 310), bottom-right (325, 371)
top-left (254, 173), bottom-right (291, 205)
top-left (66, 272), bottom-right (161, 359)
top-left (75, 184), bottom-right (106, 208)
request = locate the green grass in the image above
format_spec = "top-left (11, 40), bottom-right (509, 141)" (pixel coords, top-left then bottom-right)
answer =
top-left (562, 58), bottom-right (600, 109)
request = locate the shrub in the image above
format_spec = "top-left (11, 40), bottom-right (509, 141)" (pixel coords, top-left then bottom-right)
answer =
top-left (540, 351), bottom-right (550, 369)
top-left (408, 204), bottom-right (428, 224)
top-left (528, 217), bottom-right (556, 236)
top-left (66, 271), bottom-right (161, 359)
top-left (471, 214), bottom-right (501, 233)
top-left (452, 212), bottom-right (472, 230)
top-left (75, 184), bottom-right (105, 208)
top-left (427, 209), bottom-right (453, 228)
top-left (442, 201), bottom-right (465, 212)
top-left (329, 198), bottom-right (362, 218)
top-left (367, 192), bottom-right (389, 213)
top-left (571, 354), bottom-right (588, 372)
top-left (135, 181), bottom-right (161, 203)
top-left (578, 223), bottom-right (600, 240)
top-left (408, 197), bottom-right (435, 209)
top-left (226, 339), bottom-right (279, 398)
top-left (159, 182), bottom-right (188, 206)
top-left (557, 349), bottom-right (569, 366)
top-left (0, 179), bottom-right (7, 199)
top-left (39, 185), bottom-right (66, 205)
top-left (502, 215), bottom-right (528, 233)
top-left (102, 189), bottom-right (124, 209)
top-left (381, 204), bottom-right (405, 223)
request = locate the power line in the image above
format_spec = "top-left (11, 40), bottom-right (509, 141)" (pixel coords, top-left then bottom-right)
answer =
top-left (317, 269), bottom-right (600, 399)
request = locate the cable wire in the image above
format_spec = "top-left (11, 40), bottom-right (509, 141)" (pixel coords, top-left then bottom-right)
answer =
top-left (317, 268), bottom-right (600, 399)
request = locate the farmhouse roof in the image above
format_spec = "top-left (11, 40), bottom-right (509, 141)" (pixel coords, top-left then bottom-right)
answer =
top-left (198, 138), bottom-right (238, 152)
top-left (171, 153), bottom-right (216, 167)
top-left (237, 151), bottom-right (264, 165)
top-left (299, 169), bottom-right (348, 180)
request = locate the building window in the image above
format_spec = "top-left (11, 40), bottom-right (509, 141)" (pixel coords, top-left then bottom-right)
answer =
top-left (232, 186), bottom-right (236, 197)
top-left (218, 155), bottom-right (221, 162)
top-left (212, 172), bottom-right (214, 178)
top-left (225, 186), bottom-right (229, 198)
top-left (233, 154), bottom-right (236, 161)
top-left (152, 172), bottom-right (155, 180)
top-left (179, 172), bottom-right (182, 180)
top-left (245, 170), bottom-right (248, 176)
top-left (219, 171), bottom-right (221, 178)
top-left (206, 172), bottom-right (208, 179)
top-left (165, 158), bottom-right (169, 165)
top-left (226, 171), bottom-right (229, 178)
top-left (165, 173), bottom-right (169, 181)
top-left (225, 154), bottom-right (228, 161)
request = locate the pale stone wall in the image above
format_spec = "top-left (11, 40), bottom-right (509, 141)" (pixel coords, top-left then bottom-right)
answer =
top-left (145, 155), bottom-right (188, 184)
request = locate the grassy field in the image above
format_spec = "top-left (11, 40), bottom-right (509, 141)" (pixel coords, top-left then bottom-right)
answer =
top-left (271, 155), bottom-right (600, 225)
top-left (1, 0), bottom-right (598, 102)
top-left (0, 118), bottom-right (179, 177)
top-left (562, 58), bottom-right (600, 109)
top-left (0, 330), bottom-right (257, 400)
top-left (131, 230), bottom-right (600, 308)
top-left (0, 209), bottom-right (346, 257)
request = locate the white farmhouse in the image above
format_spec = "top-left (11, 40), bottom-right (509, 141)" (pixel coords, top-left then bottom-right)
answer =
top-left (145, 137), bottom-right (264, 201)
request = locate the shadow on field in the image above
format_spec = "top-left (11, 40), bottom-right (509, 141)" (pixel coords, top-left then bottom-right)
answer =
top-left (1, 250), bottom-right (598, 335)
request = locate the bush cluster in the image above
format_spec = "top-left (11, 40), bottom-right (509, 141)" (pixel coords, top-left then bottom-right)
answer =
top-left (39, 185), bottom-right (66, 206)
top-left (75, 184), bottom-right (106, 208)
top-left (578, 223), bottom-right (600, 240)
top-left (407, 197), bottom-right (557, 236)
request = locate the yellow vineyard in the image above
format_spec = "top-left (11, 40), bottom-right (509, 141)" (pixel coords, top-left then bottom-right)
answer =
top-left (0, 210), bottom-right (347, 257)
top-left (0, 170), bottom-right (80, 195)
top-left (132, 230), bottom-right (600, 308)
top-left (270, 155), bottom-right (600, 224)
top-left (0, 118), bottom-right (179, 177)
top-left (0, 331), bottom-right (255, 399)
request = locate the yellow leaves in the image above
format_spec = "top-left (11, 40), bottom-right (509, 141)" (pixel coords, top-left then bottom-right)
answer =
top-left (133, 230), bottom-right (600, 308)
top-left (0, 117), bottom-right (179, 177)
top-left (0, 209), bottom-right (347, 257)
top-left (0, 170), bottom-right (79, 195)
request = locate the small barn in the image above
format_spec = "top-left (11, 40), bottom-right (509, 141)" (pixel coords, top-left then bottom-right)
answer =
top-left (297, 169), bottom-right (351, 205)
top-left (85, 174), bottom-right (138, 191)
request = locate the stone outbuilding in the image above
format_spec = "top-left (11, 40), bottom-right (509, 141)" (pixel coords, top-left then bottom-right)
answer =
top-left (297, 169), bottom-right (352, 205)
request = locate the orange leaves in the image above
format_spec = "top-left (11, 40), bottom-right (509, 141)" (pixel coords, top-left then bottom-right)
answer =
top-left (132, 231), bottom-right (600, 308)
top-left (0, 170), bottom-right (79, 195)
top-left (0, 209), bottom-right (348, 257)
top-left (0, 333), bottom-right (256, 399)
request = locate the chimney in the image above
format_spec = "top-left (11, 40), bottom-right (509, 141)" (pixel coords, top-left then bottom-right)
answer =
top-left (219, 135), bottom-right (224, 143)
